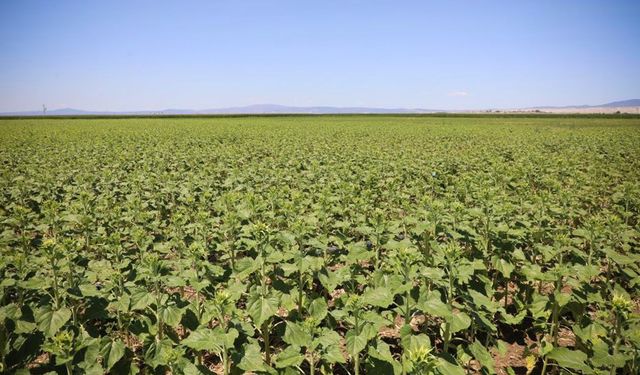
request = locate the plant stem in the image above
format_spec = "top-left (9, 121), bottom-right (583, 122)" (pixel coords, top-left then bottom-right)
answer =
top-left (551, 280), bottom-right (560, 346)
top-left (610, 312), bottom-right (622, 375)
top-left (443, 261), bottom-right (454, 352)
top-left (354, 353), bottom-right (360, 375)
top-left (263, 321), bottom-right (271, 366)
top-left (52, 265), bottom-right (60, 309)
top-left (404, 269), bottom-right (411, 324)
top-left (222, 348), bottom-right (229, 375)
top-left (541, 356), bottom-right (548, 375)
top-left (405, 289), bottom-right (411, 325)
top-left (298, 267), bottom-right (305, 313)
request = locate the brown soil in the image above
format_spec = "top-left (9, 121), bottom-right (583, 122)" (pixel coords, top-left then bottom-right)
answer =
top-left (328, 288), bottom-right (346, 307)
top-left (491, 342), bottom-right (530, 375)
top-left (26, 352), bottom-right (49, 369)
top-left (379, 314), bottom-right (427, 339)
top-left (557, 327), bottom-right (576, 347)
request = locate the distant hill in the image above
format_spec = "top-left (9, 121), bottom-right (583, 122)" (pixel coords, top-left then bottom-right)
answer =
top-left (0, 105), bottom-right (440, 116)
top-left (1, 100), bottom-right (639, 116)
top-left (600, 99), bottom-right (640, 107)
top-left (521, 99), bottom-right (640, 114)
top-left (199, 104), bottom-right (436, 114)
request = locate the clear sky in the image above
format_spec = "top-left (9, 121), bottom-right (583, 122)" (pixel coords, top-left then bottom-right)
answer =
top-left (1, 1), bottom-right (639, 111)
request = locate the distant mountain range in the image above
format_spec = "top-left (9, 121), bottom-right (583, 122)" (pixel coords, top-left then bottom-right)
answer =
top-left (0, 104), bottom-right (438, 116)
top-left (529, 99), bottom-right (640, 110)
top-left (1, 100), bottom-right (639, 116)
top-left (598, 99), bottom-right (640, 107)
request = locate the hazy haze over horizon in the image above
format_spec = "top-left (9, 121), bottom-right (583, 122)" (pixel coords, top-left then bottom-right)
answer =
top-left (1, 0), bottom-right (639, 112)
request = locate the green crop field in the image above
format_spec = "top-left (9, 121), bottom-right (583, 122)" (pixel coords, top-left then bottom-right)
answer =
top-left (1, 115), bottom-right (639, 375)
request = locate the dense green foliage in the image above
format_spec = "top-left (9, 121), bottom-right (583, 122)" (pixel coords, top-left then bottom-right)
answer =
top-left (1, 116), bottom-right (639, 374)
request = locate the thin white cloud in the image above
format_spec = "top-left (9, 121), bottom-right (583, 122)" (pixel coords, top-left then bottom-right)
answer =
top-left (448, 91), bottom-right (469, 97)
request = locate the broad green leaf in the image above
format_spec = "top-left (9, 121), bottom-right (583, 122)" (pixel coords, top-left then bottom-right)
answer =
top-left (435, 358), bottom-right (465, 375)
top-left (362, 287), bottom-right (394, 308)
top-left (468, 289), bottom-right (499, 313)
top-left (468, 341), bottom-right (495, 373)
top-left (322, 344), bottom-right (347, 364)
top-left (318, 269), bottom-right (339, 292)
top-left (367, 340), bottom-right (402, 374)
top-left (181, 328), bottom-right (224, 352)
top-left (346, 329), bottom-right (368, 356)
top-left (547, 347), bottom-right (593, 374)
top-left (130, 290), bottom-right (155, 311)
top-left (283, 322), bottom-right (312, 347)
top-left (494, 258), bottom-right (515, 278)
top-left (247, 294), bottom-right (278, 327)
top-left (19, 278), bottom-right (48, 290)
top-left (160, 305), bottom-right (183, 327)
top-left (275, 345), bottom-right (304, 368)
top-left (420, 292), bottom-right (451, 318)
top-left (449, 311), bottom-right (471, 333)
top-left (103, 339), bottom-right (126, 371)
top-left (308, 298), bottom-right (328, 322)
top-left (0, 303), bottom-right (20, 321)
top-left (317, 329), bottom-right (342, 348)
top-left (36, 307), bottom-right (71, 337)
top-left (237, 342), bottom-right (271, 372)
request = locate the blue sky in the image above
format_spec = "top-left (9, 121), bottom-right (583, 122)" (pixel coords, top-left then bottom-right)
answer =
top-left (1, 1), bottom-right (639, 111)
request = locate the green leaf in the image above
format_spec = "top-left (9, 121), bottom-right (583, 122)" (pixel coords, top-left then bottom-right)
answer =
top-left (160, 305), bottom-right (183, 327)
top-left (247, 294), bottom-right (279, 327)
top-left (317, 329), bottom-right (342, 348)
top-left (468, 341), bottom-right (495, 373)
top-left (145, 338), bottom-right (178, 368)
top-left (496, 340), bottom-right (509, 355)
top-left (0, 303), bottom-right (20, 321)
top-left (322, 343), bottom-right (347, 364)
top-left (78, 339), bottom-right (102, 372)
top-left (420, 292), bottom-right (451, 318)
top-left (435, 358), bottom-right (465, 375)
top-left (179, 360), bottom-right (208, 375)
top-left (367, 340), bottom-right (402, 374)
top-left (407, 334), bottom-right (431, 353)
top-left (318, 269), bottom-right (340, 292)
top-left (500, 309), bottom-right (527, 325)
top-left (573, 323), bottom-right (606, 344)
top-left (469, 289), bottom-right (499, 313)
top-left (455, 262), bottom-right (475, 285)
top-left (111, 293), bottom-right (131, 313)
top-left (103, 339), bottom-right (126, 371)
top-left (362, 287), bottom-right (394, 308)
top-left (14, 320), bottom-right (36, 334)
top-left (238, 342), bottom-right (271, 372)
top-left (182, 328), bottom-right (224, 352)
top-left (130, 290), bottom-right (155, 311)
top-left (225, 328), bottom-right (239, 348)
top-left (494, 258), bottom-right (515, 278)
top-left (547, 347), bottom-right (593, 374)
top-left (36, 307), bottom-right (71, 337)
top-left (554, 291), bottom-right (571, 308)
top-left (19, 277), bottom-right (48, 290)
top-left (275, 345), bottom-right (304, 368)
top-left (78, 283), bottom-right (100, 297)
top-left (234, 258), bottom-right (260, 280)
top-left (308, 298), bottom-right (328, 322)
top-left (283, 322), bottom-right (312, 347)
top-left (346, 329), bottom-right (368, 356)
top-left (449, 311), bottom-right (471, 333)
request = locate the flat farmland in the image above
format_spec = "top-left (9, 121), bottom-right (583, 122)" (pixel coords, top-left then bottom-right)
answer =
top-left (1, 115), bottom-right (639, 374)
